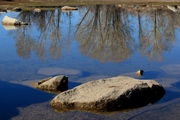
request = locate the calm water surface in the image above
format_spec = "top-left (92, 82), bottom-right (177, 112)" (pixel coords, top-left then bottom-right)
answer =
top-left (0, 5), bottom-right (180, 120)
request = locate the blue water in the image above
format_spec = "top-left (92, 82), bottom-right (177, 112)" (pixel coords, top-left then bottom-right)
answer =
top-left (0, 5), bottom-right (180, 120)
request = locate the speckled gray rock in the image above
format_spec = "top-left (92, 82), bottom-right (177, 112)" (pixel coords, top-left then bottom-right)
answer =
top-left (36, 75), bottom-right (68, 92)
top-left (51, 76), bottom-right (165, 112)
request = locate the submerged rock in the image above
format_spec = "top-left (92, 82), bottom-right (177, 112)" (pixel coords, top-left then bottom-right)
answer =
top-left (51, 76), bottom-right (165, 112)
top-left (38, 67), bottom-right (81, 76)
top-left (36, 75), bottom-right (68, 92)
top-left (2, 16), bottom-right (28, 25)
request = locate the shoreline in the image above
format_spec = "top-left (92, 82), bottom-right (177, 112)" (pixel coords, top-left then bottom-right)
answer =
top-left (1, 0), bottom-right (180, 7)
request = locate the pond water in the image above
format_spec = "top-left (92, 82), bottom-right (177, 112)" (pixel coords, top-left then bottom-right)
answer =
top-left (0, 5), bottom-right (180, 120)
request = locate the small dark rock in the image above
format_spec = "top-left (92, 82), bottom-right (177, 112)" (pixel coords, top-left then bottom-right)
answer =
top-left (136, 70), bottom-right (144, 76)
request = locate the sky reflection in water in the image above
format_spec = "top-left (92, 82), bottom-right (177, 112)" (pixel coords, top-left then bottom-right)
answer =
top-left (0, 5), bottom-right (180, 92)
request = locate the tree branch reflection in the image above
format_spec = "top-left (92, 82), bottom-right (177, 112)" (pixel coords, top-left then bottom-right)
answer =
top-left (6, 5), bottom-right (178, 62)
top-left (11, 9), bottom-right (72, 59)
top-left (138, 9), bottom-right (175, 61)
top-left (76, 5), bottom-right (134, 62)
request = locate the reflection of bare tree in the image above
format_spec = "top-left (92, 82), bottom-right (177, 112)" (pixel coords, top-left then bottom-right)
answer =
top-left (138, 9), bottom-right (176, 61)
top-left (16, 27), bottom-right (34, 59)
top-left (6, 5), bottom-right (177, 62)
top-left (76, 5), bottom-right (134, 62)
top-left (76, 6), bottom-right (177, 62)
top-left (10, 9), bottom-right (72, 59)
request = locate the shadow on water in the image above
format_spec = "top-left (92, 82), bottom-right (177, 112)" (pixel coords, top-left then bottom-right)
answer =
top-left (0, 81), bottom-right (53, 120)
top-left (159, 89), bottom-right (180, 103)
top-left (0, 80), bottom-right (81, 120)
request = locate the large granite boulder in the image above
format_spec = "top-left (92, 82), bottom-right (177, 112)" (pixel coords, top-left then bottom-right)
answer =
top-left (36, 75), bottom-right (68, 92)
top-left (51, 76), bottom-right (165, 112)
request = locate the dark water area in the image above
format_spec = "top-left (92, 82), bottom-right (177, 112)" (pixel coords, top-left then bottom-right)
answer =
top-left (0, 5), bottom-right (180, 120)
top-left (0, 81), bottom-right (53, 120)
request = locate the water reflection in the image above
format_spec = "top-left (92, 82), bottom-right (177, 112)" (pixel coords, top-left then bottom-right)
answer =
top-left (6, 5), bottom-right (178, 62)
top-left (76, 5), bottom-right (134, 62)
top-left (18, 10), bottom-right (63, 59)
top-left (137, 9), bottom-right (176, 61)
top-left (10, 10), bottom-right (72, 59)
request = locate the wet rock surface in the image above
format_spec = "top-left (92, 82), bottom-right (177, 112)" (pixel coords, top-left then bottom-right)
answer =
top-left (51, 76), bottom-right (165, 112)
top-left (35, 75), bottom-right (68, 92)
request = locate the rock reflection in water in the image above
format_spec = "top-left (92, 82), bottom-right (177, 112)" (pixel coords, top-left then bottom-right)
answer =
top-left (7, 5), bottom-right (178, 62)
